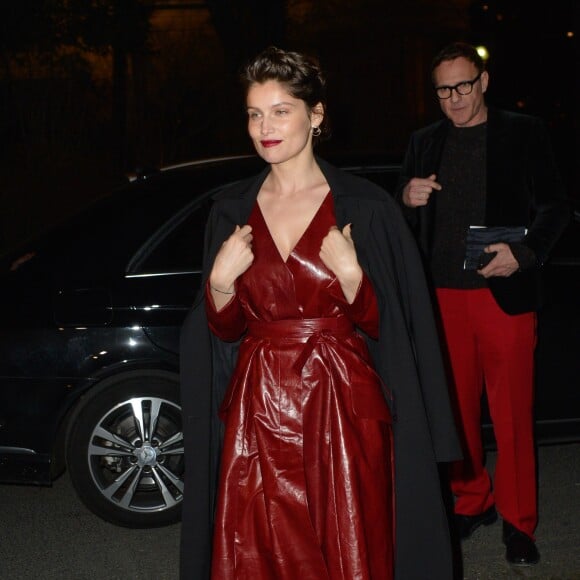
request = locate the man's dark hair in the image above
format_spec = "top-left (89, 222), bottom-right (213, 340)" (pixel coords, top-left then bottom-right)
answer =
top-left (430, 42), bottom-right (485, 82)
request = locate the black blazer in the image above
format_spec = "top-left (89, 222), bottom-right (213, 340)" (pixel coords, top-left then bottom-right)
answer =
top-left (397, 107), bottom-right (571, 314)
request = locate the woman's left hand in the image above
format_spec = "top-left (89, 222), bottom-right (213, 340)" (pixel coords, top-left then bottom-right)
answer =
top-left (320, 224), bottom-right (363, 303)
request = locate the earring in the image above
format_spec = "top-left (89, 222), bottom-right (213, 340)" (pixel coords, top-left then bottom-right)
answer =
top-left (312, 126), bottom-right (321, 137)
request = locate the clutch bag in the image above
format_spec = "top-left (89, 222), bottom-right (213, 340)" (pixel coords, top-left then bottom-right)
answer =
top-left (464, 225), bottom-right (527, 270)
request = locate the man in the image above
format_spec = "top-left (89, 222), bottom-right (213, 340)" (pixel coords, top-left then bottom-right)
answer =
top-left (396, 41), bottom-right (570, 566)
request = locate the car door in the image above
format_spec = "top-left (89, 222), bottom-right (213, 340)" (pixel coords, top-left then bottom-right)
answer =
top-left (121, 193), bottom-right (213, 355)
top-left (0, 248), bottom-right (66, 473)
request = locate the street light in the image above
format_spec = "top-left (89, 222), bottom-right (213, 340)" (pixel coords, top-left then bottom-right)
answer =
top-left (475, 45), bottom-right (490, 62)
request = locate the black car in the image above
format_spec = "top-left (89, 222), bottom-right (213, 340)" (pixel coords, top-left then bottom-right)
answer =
top-left (0, 153), bottom-right (578, 529)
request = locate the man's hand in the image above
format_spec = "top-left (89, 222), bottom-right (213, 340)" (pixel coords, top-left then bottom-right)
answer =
top-left (477, 243), bottom-right (519, 278)
top-left (402, 174), bottom-right (442, 207)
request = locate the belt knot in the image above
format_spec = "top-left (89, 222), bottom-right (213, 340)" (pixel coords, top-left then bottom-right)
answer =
top-left (246, 317), bottom-right (354, 374)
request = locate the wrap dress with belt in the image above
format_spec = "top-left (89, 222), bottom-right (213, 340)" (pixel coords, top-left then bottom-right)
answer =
top-left (206, 192), bottom-right (394, 580)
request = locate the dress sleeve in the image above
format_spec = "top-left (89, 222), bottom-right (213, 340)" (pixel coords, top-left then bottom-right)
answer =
top-left (337, 271), bottom-right (379, 339)
top-left (205, 281), bottom-right (247, 342)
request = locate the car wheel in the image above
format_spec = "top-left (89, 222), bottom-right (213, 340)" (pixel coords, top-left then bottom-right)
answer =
top-left (66, 370), bottom-right (184, 528)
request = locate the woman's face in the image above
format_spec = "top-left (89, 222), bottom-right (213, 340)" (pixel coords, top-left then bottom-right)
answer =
top-left (246, 80), bottom-right (323, 165)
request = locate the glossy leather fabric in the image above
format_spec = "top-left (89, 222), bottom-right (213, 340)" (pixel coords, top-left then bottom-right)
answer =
top-left (208, 193), bottom-right (394, 579)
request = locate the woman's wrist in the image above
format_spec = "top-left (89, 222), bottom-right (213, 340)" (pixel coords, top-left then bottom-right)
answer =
top-left (211, 285), bottom-right (235, 295)
top-left (208, 275), bottom-right (236, 295)
top-left (337, 266), bottom-right (363, 304)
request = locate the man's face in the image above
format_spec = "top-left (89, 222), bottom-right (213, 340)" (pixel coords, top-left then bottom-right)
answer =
top-left (433, 57), bottom-right (489, 127)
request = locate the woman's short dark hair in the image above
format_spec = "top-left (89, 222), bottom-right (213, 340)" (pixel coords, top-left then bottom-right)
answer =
top-left (430, 42), bottom-right (485, 82)
top-left (241, 46), bottom-right (330, 142)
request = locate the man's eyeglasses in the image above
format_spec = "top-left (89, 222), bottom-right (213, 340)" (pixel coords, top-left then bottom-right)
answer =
top-left (434, 73), bottom-right (482, 99)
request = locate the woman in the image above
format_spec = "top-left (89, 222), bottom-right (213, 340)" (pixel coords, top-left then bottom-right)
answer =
top-left (180, 47), bottom-right (461, 580)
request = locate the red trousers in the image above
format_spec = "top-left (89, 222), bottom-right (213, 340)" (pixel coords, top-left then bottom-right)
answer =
top-left (436, 288), bottom-right (537, 538)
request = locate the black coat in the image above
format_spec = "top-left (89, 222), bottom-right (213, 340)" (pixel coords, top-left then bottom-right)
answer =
top-left (396, 107), bottom-right (571, 314)
top-left (179, 158), bottom-right (462, 580)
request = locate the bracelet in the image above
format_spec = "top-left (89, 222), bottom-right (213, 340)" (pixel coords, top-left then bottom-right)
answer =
top-left (210, 285), bottom-right (235, 295)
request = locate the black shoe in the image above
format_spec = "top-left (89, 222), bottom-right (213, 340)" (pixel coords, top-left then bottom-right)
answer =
top-left (454, 505), bottom-right (498, 540)
top-left (502, 521), bottom-right (540, 566)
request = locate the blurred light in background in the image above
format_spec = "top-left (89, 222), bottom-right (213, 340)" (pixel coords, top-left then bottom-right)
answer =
top-left (475, 45), bottom-right (490, 62)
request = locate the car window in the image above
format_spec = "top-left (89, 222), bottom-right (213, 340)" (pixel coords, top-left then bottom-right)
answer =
top-left (128, 178), bottom-right (250, 276)
top-left (1, 177), bottom-right (201, 281)
top-left (133, 196), bottom-right (212, 274)
top-left (349, 165), bottom-right (400, 193)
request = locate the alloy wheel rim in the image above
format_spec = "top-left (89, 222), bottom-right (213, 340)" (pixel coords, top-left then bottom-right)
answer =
top-left (87, 396), bottom-right (184, 513)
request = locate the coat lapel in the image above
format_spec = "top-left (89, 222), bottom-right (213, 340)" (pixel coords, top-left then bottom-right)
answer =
top-left (218, 165), bottom-right (270, 225)
top-left (317, 157), bottom-right (363, 230)
top-left (417, 120), bottom-right (448, 254)
top-left (421, 120), bottom-right (448, 175)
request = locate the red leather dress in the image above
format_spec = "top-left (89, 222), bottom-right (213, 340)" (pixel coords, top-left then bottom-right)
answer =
top-left (206, 193), bottom-right (394, 580)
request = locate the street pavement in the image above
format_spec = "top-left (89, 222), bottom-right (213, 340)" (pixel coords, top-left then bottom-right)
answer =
top-left (0, 443), bottom-right (579, 580)
top-left (459, 442), bottom-right (580, 579)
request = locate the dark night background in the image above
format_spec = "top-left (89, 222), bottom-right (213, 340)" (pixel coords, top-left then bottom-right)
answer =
top-left (0, 0), bottom-right (576, 252)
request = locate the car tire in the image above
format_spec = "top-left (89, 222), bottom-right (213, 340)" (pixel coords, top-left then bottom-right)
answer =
top-left (66, 370), bottom-right (184, 528)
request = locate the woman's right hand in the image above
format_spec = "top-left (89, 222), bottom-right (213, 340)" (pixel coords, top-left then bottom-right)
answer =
top-left (209, 225), bottom-right (254, 294)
